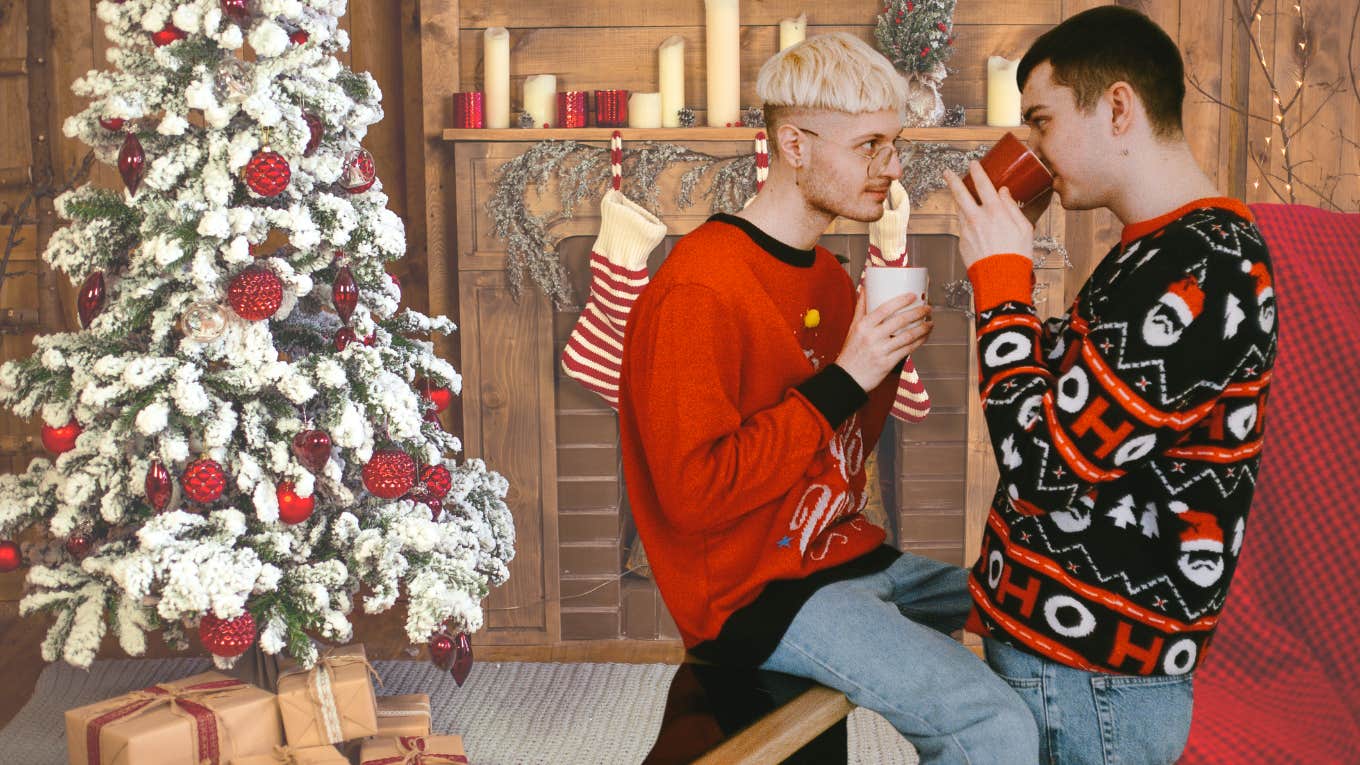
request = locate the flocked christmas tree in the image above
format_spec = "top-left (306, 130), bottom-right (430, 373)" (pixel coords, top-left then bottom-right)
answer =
top-left (874, 0), bottom-right (958, 127)
top-left (0, 0), bottom-right (514, 678)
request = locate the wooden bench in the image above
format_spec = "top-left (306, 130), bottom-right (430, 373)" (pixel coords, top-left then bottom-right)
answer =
top-left (643, 662), bottom-right (854, 764)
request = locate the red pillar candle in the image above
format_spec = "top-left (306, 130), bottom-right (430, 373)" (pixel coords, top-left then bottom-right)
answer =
top-left (556, 91), bottom-right (588, 128)
top-left (453, 91), bottom-right (485, 129)
top-left (594, 89), bottom-right (629, 128)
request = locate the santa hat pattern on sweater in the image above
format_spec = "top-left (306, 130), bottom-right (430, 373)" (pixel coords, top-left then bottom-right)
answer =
top-left (1160, 275), bottom-right (1206, 327)
top-left (1247, 261), bottom-right (1273, 305)
top-left (1178, 509), bottom-right (1225, 554)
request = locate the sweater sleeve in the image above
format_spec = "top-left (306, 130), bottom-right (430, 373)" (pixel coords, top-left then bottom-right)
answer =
top-left (965, 244), bottom-right (1268, 515)
top-left (622, 282), bottom-right (837, 534)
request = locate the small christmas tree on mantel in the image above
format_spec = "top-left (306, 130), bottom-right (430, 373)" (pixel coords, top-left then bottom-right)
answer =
top-left (875, 0), bottom-right (959, 126)
top-left (0, 0), bottom-right (514, 674)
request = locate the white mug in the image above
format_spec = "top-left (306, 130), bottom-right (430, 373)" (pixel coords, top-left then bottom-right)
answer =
top-left (864, 265), bottom-right (929, 313)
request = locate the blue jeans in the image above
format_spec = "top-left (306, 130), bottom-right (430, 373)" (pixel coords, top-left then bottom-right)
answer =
top-left (984, 638), bottom-right (1194, 765)
top-left (760, 553), bottom-right (1039, 764)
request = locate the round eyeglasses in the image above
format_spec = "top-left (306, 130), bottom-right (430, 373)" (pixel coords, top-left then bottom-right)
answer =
top-left (794, 126), bottom-right (899, 178)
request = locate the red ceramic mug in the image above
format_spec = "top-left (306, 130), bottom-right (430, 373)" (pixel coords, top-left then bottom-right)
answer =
top-left (962, 131), bottom-right (1054, 207)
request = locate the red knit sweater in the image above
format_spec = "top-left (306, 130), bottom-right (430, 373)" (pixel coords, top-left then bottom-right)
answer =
top-left (619, 218), bottom-right (899, 649)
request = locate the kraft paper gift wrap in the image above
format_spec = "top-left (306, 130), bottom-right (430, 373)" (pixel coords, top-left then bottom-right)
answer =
top-left (64, 670), bottom-right (283, 765)
top-left (231, 743), bottom-right (349, 765)
top-left (277, 644), bottom-right (381, 747)
top-left (359, 735), bottom-right (468, 765)
top-left (376, 694), bottom-right (431, 737)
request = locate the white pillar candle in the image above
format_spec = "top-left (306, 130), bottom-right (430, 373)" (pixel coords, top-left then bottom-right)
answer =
top-left (523, 74), bottom-right (557, 128)
top-left (484, 27), bottom-right (510, 129)
top-left (705, 0), bottom-right (740, 127)
top-left (779, 13), bottom-right (806, 51)
top-left (628, 92), bottom-right (663, 129)
top-left (986, 56), bottom-right (1022, 127)
top-left (659, 36), bottom-right (686, 128)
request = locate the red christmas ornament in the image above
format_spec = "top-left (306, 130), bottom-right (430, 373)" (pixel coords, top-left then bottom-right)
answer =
top-left (41, 420), bottom-right (82, 455)
top-left (291, 429), bottom-right (332, 471)
top-left (362, 450), bottom-right (416, 499)
top-left (152, 25), bottom-right (187, 47)
top-left (222, 0), bottom-right (250, 22)
top-left (429, 632), bottom-right (454, 670)
top-left (427, 499), bottom-right (443, 520)
top-left (424, 410), bottom-right (443, 427)
top-left (420, 464), bottom-right (453, 499)
top-left (332, 266), bottom-right (358, 322)
top-left (77, 271), bottom-right (105, 329)
top-left (227, 266), bottom-right (284, 321)
top-left (304, 114), bottom-right (323, 156)
top-left (389, 273), bottom-right (401, 290)
top-left (418, 379), bottom-right (453, 413)
top-left (451, 632), bottom-right (473, 687)
top-left (146, 460), bottom-right (173, 511)
top-left (99, 117), bottom-right (125, 131)
top-left (0, 540), bottom-right (21, 572)
top-left (289, 29), bottom-right (309, 45)
top-left (276, 482), bottom-right (315, 524)
top-left (363, 332), bottom-right (377, 347)
top-left (334, 327), bottom-right (357, 351)
top-left (341, 148), bottom-right (376, 194)
top-left (181, 458), bottom-right (227, 503)
top-left (200, 613), bottom-right (256, 657)
top-left (118, 133), bottom-right (145, 195)
top-left (244, 148), bottom-right (290, 197)
top-left (65, 531), bottom-right (94, 560)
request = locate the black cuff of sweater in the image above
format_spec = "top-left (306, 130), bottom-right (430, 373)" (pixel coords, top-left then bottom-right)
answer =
top-left (796, 364), bottom-right (869, 431)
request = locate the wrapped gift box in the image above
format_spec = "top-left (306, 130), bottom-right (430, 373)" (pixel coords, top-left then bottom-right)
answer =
top-left (376, 694), bottom-right (431, 737)
top-left (232, 744), bottom-right (348, 765)
top-left (277, 644), bottom-right (380, 747)
top-left (359, 735), bottom-right (467, 765)
top-left (65, 671), bottom-right (283, 765)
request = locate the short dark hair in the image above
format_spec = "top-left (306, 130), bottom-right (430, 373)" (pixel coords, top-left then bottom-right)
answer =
top-left (1018, 6), bottom-right (1186, 137)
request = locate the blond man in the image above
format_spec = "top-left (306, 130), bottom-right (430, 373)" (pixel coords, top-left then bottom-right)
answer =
top-left (619, 33), bottom-right (1037, 763)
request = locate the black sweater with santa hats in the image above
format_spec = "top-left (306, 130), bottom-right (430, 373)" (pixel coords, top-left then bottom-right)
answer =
top-left (964, 197), bottom-right (1277, 676)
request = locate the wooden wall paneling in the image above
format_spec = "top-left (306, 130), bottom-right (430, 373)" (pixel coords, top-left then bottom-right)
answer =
top-left (0, 226), bottom-right (39, 473)
top-left (1245, 0), bottom-right (1285, 203)
top-left (1181, 0), bottom-right (1233, 189)
top-left (459, 268), bottom-right (560, 644)
top-left (415, 0), bottom-right (461, 431)
top-left (458, 24), bottom-right (1052, 126)
top-left (459, 0), bottom-right (1064, 28)
top-left (1290, 0), bottom-right (1360, 209)
top-left (0, 0), bottom-right (30, 212)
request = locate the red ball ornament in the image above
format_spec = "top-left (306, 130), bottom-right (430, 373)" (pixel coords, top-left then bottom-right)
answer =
top-left (429, 632), bottom-right (454, 670)
top-left (332, 266), bottom-right (358, 322)
top-left (420, 464), bottom-right (453, 499)
top-left (362, 450), bottom-right (417, 499)
top-left (363, 332), bottom-right (377, 347)
top-left (146, 460), bottom-right (174, 512)
top-left (0, 540), bottom-right (21, 573)
top-left (77, 270), bottom-right (106, 329)
top-left (427, 499), bottom-right (443, 520)
top-left (418, 379), bottom-right (453, 413)
top-left (227, 266), bottom-right (284, 321)
top-left (118, 133), bottom-right (145, 195)
top-left (244, 148), bottom-right (291, 197)
top-left (276, 482), bottom-right (315, 524)
top-left (333, 327), bottom-right (357, 351)
top-left (289, 29), bottom-right (309, 45)
top-left (304, 114), bottom-right (323, 156)
top-left (65, 531), bottom-right (94, 560)
top-left (99, 117), bottom-right (126, 131)
top-left (291, 429), bottom-right (332, 471)
top-left (181, 458), bottom-right (227, 503)
top-left (451, 632), bottom-right (474, 687)
top-left (200, 613), bottom-right (256, 657)
top-left (41, 420), bottom-right (82, 455)
top-left (341, 148), bottom-right (376, 194)
top-left (152, 25), bottom-right (187, 47)
top-left (222, 0), bottom-right (250, 22)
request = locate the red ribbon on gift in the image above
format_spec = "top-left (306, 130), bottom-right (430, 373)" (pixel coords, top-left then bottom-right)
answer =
top-left (363, 736), bottom-right (469, 765)
top-left (84, 677), bottom-right (246, 765)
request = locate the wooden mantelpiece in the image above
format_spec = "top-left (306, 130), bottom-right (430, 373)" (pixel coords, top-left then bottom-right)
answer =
top-left (441, 126), bottom-right (1066, 647)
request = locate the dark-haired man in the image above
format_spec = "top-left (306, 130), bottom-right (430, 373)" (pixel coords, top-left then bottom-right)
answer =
top-left (943, 6), bottom-right (1277, 763)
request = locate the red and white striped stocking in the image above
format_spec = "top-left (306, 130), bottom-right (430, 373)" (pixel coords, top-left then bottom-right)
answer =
top-left (559, 132), bottom-right (667, 409)
top-left (867, 180), bottom-right (931, 423)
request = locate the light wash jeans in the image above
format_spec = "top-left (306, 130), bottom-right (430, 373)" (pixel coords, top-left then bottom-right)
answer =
top-left (759, 553), bottom-right (1040, 764)
top-left (984, 638), bottom-right (1194, 765)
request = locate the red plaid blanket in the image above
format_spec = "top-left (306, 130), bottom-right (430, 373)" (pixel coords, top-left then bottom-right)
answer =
top-left (1182, 203), bottom-right (1360, 764)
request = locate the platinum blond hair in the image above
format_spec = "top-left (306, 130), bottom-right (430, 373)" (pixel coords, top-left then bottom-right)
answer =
top-left (756, 32), bottom-right (909, 119)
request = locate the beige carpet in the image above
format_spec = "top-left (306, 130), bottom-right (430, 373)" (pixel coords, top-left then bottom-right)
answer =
top-left (0, 658), bottom-right (917, 764)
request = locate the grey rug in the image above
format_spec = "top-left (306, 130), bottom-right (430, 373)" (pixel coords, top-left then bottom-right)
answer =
top-left (0, 658), bottom-right (917, 764)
